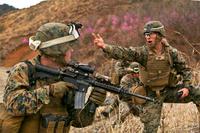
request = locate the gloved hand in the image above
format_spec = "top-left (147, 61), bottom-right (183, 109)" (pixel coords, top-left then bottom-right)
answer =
top-left (49, 81), bottom-right (71, 98)
top-left (89, 87), bottom-right (106, 106)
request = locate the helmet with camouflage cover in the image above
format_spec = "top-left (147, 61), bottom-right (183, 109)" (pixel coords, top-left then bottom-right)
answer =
top-left (143, 21), bottom-right (165, 37)
top-left (29, 22), bottom-right (82, 57)
top-left (127, 62), bottom-right (139, 73)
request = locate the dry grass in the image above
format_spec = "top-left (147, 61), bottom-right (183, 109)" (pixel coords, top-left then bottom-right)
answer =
top-left (0, 0), bottom-right (199, 132)
top-left (70, 70), bottom-right (200, 133)
top-left (70, 103), bottom-right (199, 133)
top-left (1, 67), bottom-right (199, 132)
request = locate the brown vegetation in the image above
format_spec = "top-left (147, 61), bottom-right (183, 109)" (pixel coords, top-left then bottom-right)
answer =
top-left (0, 0), bottom-right (200, 132)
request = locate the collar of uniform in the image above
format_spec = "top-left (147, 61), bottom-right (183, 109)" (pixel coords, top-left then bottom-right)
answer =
top-left (148, 45), bottom-right (166, 55)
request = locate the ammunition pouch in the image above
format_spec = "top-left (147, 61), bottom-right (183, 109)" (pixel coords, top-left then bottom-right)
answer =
top-left (41, 114), bottom-right (71, 133)
top-left (168, 68), bottom-right (181, 87)
top-left (131, 85), bottom-right (147, 105)
top-left (39, 96), bottom-right (70, 133)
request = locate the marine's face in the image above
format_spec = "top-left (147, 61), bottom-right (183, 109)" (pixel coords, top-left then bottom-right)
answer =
top-left (64, 48), bottom-right (74, 63)
top-left (144, 32), bottom-right (157, 48)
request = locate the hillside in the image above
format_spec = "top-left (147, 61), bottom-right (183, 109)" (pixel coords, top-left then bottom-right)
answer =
top-left (0, 0), bottom-right (199, 70)
top-left (0, 0), bottom-right (200, 132)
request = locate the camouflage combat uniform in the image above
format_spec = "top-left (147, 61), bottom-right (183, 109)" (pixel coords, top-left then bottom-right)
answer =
top-left (1, 22), bottom-right (106, 133)
top-left (119, 62), bottom-right (141, 116)
top-left (2, 56), bottom-right (98, 133)
top-left (110, 60), bottom-right (130, 85)
top-left (101, 43), bottom-right (200, 133)
top-left (102, 61), bottom-right (141, 118)
top-left (102, 61), bottom-right (130, 117)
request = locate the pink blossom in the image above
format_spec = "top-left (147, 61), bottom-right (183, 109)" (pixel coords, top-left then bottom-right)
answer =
top-left (85, 26), bottom-right (94, 34)
top-left (143, 16), bottom-right (152, 22)
top-left (123, 13), bottom-right (131, 22)
top-left (21, 37), bottom-right (29, 44)
top-left (121, 22), bottom-right (132, 31)
top-left (111, 15), bottom-right (119, 26)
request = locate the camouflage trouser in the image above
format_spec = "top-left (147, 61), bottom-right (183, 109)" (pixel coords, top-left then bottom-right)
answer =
top-left (139, 85), bottom-right (200, 133)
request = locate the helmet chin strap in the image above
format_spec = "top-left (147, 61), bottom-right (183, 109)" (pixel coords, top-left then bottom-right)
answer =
top-left (155, 34), bottom-right (162, 44)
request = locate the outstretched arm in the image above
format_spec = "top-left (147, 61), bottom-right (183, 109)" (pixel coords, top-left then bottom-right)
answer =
top-left (92, 33), bottom-right (146, 63)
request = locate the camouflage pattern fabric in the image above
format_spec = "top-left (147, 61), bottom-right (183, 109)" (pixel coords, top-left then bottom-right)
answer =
top-left (103, 44), bottom-right (192, 87)
top-left (120, 73), bottom-right (140, 101)
top-left (33, 22), bottom-right (79, 58)
top-left (102, 61), bottom-right (140, 118)
top-left (102, 44), bottom-right (199, 133)
top-left (2, 56), bottom-right (98, 132)
top-left (140, 85), bottom-right (200, 133)
top-left (120, 73), bottom-right (141, 116)
top-left (114, 61), bottom-right (130, 78)
top-left (120, 74), bottom-right (140, 89)
top-left (3, 57), bottom-right (50, 116)
top-left (111, 61), bottom-right (130, 85)
top-left (143, 21), bottom-right (166, 37)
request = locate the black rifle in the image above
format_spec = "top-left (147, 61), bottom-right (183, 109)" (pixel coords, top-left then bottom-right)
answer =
top-left (34, 61), bottom-right (154, 109)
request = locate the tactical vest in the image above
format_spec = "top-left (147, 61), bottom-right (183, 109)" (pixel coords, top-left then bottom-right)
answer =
top-left (22, 61), bottom-right (71, 133)
top-left (139, 46), bottom-right (173, 91)
top-left (0, 60), bottom-right (71, 133)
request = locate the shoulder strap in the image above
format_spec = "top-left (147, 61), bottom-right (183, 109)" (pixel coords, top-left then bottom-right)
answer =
top-left (167, 45), bottom-right (178, 68)
top-left (141, 46), bottom-right (148, 66)
top-left (23, 60), bottom-right (36, 87)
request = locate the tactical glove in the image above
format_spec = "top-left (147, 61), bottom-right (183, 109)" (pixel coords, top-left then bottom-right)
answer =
top-left (89, 87), bottom-right (106, 105)
top-left (49, 81), bottom-right (71, 98)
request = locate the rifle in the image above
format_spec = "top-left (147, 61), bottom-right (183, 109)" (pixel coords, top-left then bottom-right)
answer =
top-left (34, 61), bottom-right (154, 109)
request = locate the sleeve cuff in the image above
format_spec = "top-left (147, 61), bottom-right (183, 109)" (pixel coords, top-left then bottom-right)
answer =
top-left (34, 86), bottom-right (50, 104)
top-left (102, 44), bottom-right (112, 52)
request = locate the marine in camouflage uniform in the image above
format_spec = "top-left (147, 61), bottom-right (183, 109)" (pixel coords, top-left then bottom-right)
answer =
top-left (120, 62), bottom-right (140, 88)
top-left (1, 22), bottom-right (106, 133)
top-left (101, 60), bottom-right (130, 117)
top-left (102, 62), bottom-right (141, 119)
top-left (93, 21), bottom-right (200, 133)
top-left (120, 62), bottom-right (141, 117)
top-left (111, 60), bottom-right (131, 85)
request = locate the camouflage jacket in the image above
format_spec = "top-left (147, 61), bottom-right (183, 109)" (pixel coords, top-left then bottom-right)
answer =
top-left (3, 56), bottom-right (95, 127)
top-left (120, 74), bottom-right (140, 89)
top-left (103, 43), bottom-right (192, 88)
top-left (3, 56), bottom-right (50, 116)
top-left (114, 61), bottom-right (130, 77)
